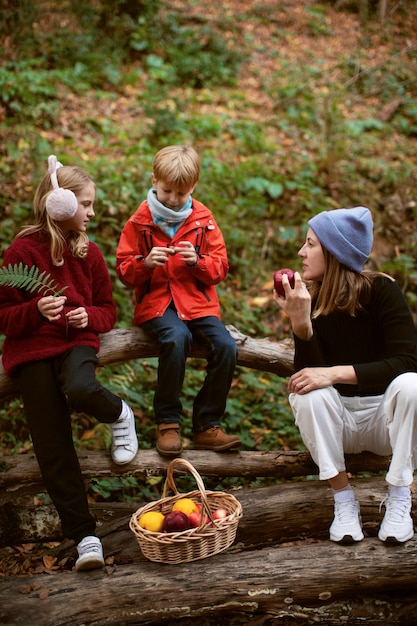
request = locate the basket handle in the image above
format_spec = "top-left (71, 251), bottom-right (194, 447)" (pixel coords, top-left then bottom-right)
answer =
top-left (162, 458), bottom-right (213, 524)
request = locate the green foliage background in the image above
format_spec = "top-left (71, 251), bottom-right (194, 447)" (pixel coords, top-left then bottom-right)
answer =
top-left (0, 0), bottom-right (416, 501)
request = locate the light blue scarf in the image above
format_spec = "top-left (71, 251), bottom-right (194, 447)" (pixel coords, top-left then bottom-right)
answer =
top-left (147, 188), bottom-right (193, 238)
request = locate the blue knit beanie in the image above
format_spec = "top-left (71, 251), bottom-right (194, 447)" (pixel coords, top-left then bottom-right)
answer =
top-left (308, 207), bottom-right (373, 273)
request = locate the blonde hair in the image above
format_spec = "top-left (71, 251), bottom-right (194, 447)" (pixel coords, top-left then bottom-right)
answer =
top-left (16, 165), bottom-right (95, 266)
top-left (310, 246), bottom-right (387, 317)
top-left (152, 145), bottom-right (201, 189)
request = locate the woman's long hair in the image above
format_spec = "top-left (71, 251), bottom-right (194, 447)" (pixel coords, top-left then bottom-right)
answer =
top-left (16, 166), bottom-right (95, 266)
top-left (309, 246), bottom-right (387, 318)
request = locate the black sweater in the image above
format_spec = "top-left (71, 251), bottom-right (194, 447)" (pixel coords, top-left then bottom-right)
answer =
top-left (294, 275), bottom-right (417, 396)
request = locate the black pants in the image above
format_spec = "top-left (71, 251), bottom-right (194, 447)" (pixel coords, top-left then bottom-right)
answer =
top-left (17, 346), bottom-right (122, 543)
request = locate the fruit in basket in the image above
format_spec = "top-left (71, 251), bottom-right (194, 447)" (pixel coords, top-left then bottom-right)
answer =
top-left (163, 510), bottom-right (191, 532)
top-left (273, 268), bottom-right (295, 297)
top-left (188, 509), bottom-right (210, 528)
top-left (172, 498), bottom-right (198, 516)
top-left (212, 507), bottom-right (228, 520)
top-left (138, 511), bottom-right (165, 532)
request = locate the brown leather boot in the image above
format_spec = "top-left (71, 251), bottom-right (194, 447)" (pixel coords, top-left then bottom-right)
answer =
top-left (193, 426), bottom-right (241, 452)
top-left (156, 423), bottom-right (183, 457)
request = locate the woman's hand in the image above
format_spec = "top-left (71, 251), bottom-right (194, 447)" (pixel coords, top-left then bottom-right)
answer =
top-left (274, 271), bottom-right (312, 340)
top-left (289, 365), bottom-right (357, 394)
top-left (66, 307), bottom-right (89, 328)
top-left (37, 295), bottom-right (67, 322)
top-left (289, 367), bottom-right (333, 394)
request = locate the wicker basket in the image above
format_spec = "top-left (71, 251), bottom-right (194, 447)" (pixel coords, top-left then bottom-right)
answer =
top-left (130, 458), bottom-right (243, 564)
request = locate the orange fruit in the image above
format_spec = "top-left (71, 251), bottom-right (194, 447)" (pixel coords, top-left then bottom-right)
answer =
top-left (138, 511), bottom-right (165, 532)
top-left (172, 498), bottom-right (198, 515)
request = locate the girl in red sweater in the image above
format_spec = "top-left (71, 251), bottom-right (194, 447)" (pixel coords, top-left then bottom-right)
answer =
top-left (0, 156), bottom-right (138, 571)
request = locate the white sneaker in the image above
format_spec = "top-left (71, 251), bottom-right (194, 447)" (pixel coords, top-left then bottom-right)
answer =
top-left (378, 494), bottom-right (414, 543)
top-left (111, 401), bottom-right (138, 465)
top-left (75, 536), bottom-right (104, 572)
top-left (329, 499), bottom-right (364, 543)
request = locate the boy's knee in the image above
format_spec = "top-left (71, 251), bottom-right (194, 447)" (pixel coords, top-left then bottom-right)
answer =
top-left (160, 326), bottom-right (192, 350)
top-left (212, 337), bottom-right (237, 366)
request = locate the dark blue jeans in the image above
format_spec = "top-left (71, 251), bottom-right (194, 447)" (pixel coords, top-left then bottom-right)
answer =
top-left (141, 309), bottom-right (237, 432)
top-left (17, 346), bottom-right (122, 543)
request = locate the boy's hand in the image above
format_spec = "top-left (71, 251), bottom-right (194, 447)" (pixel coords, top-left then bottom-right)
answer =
top-left (174, 241), bottom-right (198, 266)
top-left (145, 247), bottom-right (172, 269)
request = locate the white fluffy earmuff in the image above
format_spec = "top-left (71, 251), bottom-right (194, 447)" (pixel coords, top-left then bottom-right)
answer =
top-left (45, 155), bottom-right (78, 221)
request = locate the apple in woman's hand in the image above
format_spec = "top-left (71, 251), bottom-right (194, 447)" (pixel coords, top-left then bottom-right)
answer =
top-left (273, 268), bottom-right (295, 297)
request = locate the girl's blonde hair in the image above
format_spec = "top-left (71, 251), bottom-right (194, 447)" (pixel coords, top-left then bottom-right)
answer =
top-left (310, 246), bottom-right (388, 317)
top-left (16, 165), bottom-right (95, 266)
top-left (153, 145), bottom-right (201, 189)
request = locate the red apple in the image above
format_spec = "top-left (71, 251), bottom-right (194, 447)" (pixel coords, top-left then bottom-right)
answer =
top-left (163, 510), bottom-right (190, 532)
top-left (273, 268), bottom-right (295, 297)
top-left (188, 510), bottom-right (210, 528)
top-left (212, 507), bottom-right (228, 520)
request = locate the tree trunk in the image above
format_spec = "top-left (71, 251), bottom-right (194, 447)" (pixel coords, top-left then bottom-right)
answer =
top-left (0, 448), bottom-right (391, 496)
top-left (1, 324), bottom-right (414, 625)
top-left (1, 476), bottom-right (406, 546)
top-left (1, 528), bottom-right (417, 626)
top-left (0, 325), bottom-right (294, 399)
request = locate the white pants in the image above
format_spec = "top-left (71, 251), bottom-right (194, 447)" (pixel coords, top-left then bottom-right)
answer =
top-left (289, 372), bottom-right (417, 486)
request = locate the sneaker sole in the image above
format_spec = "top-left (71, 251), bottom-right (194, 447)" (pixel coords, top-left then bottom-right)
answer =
top-left (378, 531), bottom-right (414, 544)
top-left (75, 556), bottom-right (105, 572)
top-left (156, 444), bottom-right (183, 457)
top-left (330, 533), bottom-right (364, 544)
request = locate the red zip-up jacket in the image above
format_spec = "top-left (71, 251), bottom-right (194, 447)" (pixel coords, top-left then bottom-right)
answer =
top-left (116, 198), bottom-right (229, 325)
top-left (0, 232), bottom-right (116, 376)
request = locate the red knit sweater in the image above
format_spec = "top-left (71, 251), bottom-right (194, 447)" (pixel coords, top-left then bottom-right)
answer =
top-left (0, 232), bottom-right (116, 376)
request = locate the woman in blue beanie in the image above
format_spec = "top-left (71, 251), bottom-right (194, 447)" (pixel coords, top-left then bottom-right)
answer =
top-left (275, 206), bottom-right (417, 544)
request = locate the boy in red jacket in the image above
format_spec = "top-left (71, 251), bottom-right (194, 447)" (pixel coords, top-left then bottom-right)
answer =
top-left (116, 145), bottom-right (240, 456)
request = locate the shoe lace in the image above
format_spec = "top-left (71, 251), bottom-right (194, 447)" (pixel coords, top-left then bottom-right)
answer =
top-left (334, 500), bottom-right (358, 524)
top-left (379, 496), bottom-right (410, 523)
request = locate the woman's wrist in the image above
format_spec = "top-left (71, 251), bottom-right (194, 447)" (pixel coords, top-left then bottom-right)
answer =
top-left (292, 321), bottom-right (313, 341)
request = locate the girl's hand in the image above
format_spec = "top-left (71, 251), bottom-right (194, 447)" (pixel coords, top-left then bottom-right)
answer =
top-left (37, 295), bottom-right (67, 322)
top-left (66, 307), bottom-right (89, 328)
top-left (174, 241), bottom-right (198, 266)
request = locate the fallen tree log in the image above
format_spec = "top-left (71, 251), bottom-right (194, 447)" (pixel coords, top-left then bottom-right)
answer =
top-left (1, 531), bottom-right (417, 626)
top-left (1, 476), bottom-right (406, 546)
top-left (0, 448), bottom-right (391, 496)
top-left (0, 325), bottom-right (294, 399)
top-left (2, 324), bottom-right (413, 624)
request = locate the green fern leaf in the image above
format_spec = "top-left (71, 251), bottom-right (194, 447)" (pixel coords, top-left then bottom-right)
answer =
top-left (0, 263), bottom-right (68, 297)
